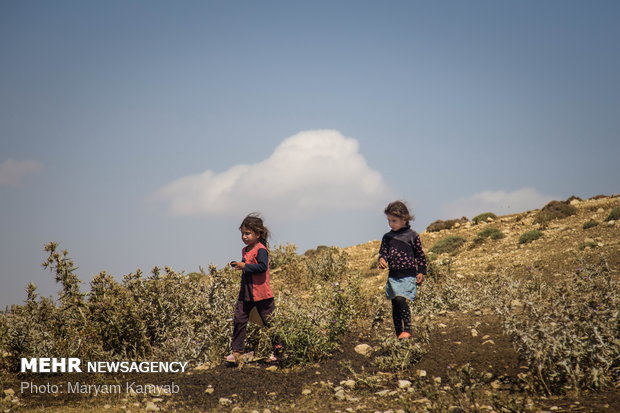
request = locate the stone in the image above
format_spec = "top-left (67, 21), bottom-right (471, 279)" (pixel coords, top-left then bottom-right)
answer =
top-left (219, 398), bottom-right (233, 406)
top-left (416, 369), bottom-right (427, 377)
top-left (266, 365), bottom-right (278, 372)
top-left (341, 380), bottom-right (356, 389)
top-left (397, 380), bottom-right (412, 389)
top-left (302, 389), bottom-right (312, 395)
top-left (205, 386), bottom-right (214, 394)
top-left (438, 323), bottom-right (447, 328)
top-left (482, 340), bottom-right (495, 345)
top-left (145, 401), bottom-right (159, 412)
top-left (471, 329), bottom-right (479, 337)
top-left (354, 344), bottom-right (373, 357)
top-left (3, 389), bottom-right (14, 398)
top-left (334, 389), bottom-right (346, 400)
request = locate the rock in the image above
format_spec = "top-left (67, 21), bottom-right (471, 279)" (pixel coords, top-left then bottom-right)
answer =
top-left (302, 389), bottom-right (312, 395)
top-left (438, 323), bottom-right (447, 328)
top-left (416, 369), bottom-right (427, 377)
top-left (608, 220), bottom-right (616, 226)
top-left (265, 365), bottom-right (278, 372)
top-left (482, 335), bottom-right (491, 340)
top-left (219, 397), bottom-right (233, 406)
top-left (3, 389), bottom-right (15, 398)
top-left (413, 398), bottom-right (432, 404)
top-left (375, 389), bottom-right (390, 396)
top-left (471, 329), bottom-right (479, 337)
top-left (341, 379), bottom-right (356, 388)
top-left (334, 389), bottom-right (346, 400)
top-left (145, 401), bottom-right (159, 412)
top-left (482, 340), bottom-right (495, 345)
top-left (398, 380), bottom-right (412, 389)
top-left (354, 344), bottom-right (373, 357)
top-left (205, 386), bottom-right (214, 394)
top-left (491, 380), bottom-right (502, 389)
top-left (433, 377), bottom-right (442, 384)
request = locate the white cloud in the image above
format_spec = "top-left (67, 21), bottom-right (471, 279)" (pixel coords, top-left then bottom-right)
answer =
top-left (440, 187), bottom-right (559, 219)
top-left (0, 159), bottom-right (43, 186)
top-left (154, 130), bottom-right (392, 219)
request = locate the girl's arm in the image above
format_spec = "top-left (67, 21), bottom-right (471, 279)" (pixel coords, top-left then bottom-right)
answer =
top-left (242, 248), bottom-right (269, 273)
top-left (378, 236), bottom-right (389, 269)
top-left (412, 235), bottom-right (427, 275)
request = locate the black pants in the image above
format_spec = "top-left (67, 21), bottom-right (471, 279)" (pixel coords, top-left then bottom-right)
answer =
top-left (391, 296), bottom-right (412, 336)
top-left (231, 298), bottom-right (280, 352)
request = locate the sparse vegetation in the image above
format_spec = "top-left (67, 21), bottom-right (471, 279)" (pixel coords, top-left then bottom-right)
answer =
top-left (426, 217), bottom-right (468, 232)
top-left (519, 230), bottom-right (543, 244)
top-left (429, 236), bottom-right (467, 254)
top-left (583, 220), bottom-right (599, 229)
top-left (472, 212), bottom-right (497, 224)
top-left (605, 206), bottom-right (620, 221)
top-left (533, 200), bottom-right (577, 226)
top-left (472, 227), bottom-right (505, 245)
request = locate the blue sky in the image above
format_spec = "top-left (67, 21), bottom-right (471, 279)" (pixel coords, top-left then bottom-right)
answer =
top-left (1, 1), bottom-right (619, 308)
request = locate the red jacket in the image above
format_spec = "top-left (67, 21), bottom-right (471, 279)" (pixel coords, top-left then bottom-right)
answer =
top-left (240, 242), bottom-right (273, 301)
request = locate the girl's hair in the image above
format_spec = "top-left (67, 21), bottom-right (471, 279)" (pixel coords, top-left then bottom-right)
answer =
top-left (384, 200), bottom-right (414, 222)
top-left (240, 213), bottom-right (270, 247)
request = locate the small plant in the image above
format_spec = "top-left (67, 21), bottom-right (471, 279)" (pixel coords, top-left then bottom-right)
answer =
top-left (373, 329), bottom-right (430, 370)
top-left (533, 200), bottom-right (577, 226)
top-left (582, 220), bottom-right (599, 229)
top-left (429, 236), bottom-right (467, 254)
top-left (305, 246), bottom-right (348, 282)
top-left (472, 227), bottom-right (505, 245)
top-left (472, 212), bottom-right (497, 224)
top-left (519, 230), bottom-right (542, 244)
top-left (578, 241), bottom-right (598, 250)
top-left (605, 206), bottom-right (620, 221)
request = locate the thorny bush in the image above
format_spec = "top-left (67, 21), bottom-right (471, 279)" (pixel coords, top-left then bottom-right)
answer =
top-left (495, 257), bottom-right (620, 395)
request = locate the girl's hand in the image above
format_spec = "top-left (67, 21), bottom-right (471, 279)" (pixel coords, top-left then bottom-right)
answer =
top-left (378, 257), bottom-right (388, 269)
top-left (231, 261), bottom-right (246, 270)
top-left (416, 273), bottom-right (424, 285)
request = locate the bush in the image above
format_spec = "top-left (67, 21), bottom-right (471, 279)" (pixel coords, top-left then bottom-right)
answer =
top-left (426, 217), bottom-right (468, 232)
top-left (429, 236), bottom-right (467, 254)
top-left (496, 259), bottom-right (619, 394)
top-left (305, 246), bottom-right (349, 282)
top-left (373, 332), bottom-right (430, 371)
top-left (583, 220), bottom-right (599, 230)
top-left (472, 212), bottom-right (497, 225)
top-left (533, 201), bottom-right (577, 226)
top-left (605, 206), bottom-right (620, 221)
top-left (519, 230), bottom-right (542, 244)
top-left (473, 227), bottom-right (505, 245)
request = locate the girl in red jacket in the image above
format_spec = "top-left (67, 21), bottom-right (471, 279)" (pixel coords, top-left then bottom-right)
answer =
top-left (226, 213), bottom-right (282, 364)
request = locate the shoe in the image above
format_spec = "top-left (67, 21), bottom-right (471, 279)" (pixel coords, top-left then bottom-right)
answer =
top-left (398, 332), bottom-right (411, 339)
top-left (225, 351), bottom-right (254, 364)
top-left (224, 352), bottom-right (241, 363)
top-left (267, 353), bottom-right (279, 363)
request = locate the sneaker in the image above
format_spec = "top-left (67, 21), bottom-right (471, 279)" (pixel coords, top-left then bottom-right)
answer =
top-left (398, 332), bottom-right (411, 339)
top-left (267, 353), bottom-right (279, 363)
top-left (224, 352), bottom-right (240, 363)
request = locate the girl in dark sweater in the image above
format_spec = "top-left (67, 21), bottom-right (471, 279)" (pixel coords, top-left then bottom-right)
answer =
top-left (378, 201), bottom-right (427, 339)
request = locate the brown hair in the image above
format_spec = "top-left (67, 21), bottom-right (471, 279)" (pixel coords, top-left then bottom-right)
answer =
top-left (384, 200), bottom-right (414, 222)
top-left (239, 213), bottom-right (270, 247)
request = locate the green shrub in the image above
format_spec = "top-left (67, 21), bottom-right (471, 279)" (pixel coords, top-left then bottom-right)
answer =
top-left (519, 230), bottom-right (542, 244)
top-left (305, 246), bottom-right (348, 282)
top-left (429, 236), bottom-right (467, 254)
top-left (605, 206), bottom-right (620, 221)
top-left (426, 217), bottom-right (468, 232)
top-left (533, 201), bottom-right (577, 226)
top-left (472, 212), bottom-right (497, 224)
top-left (473, 227), bottom-right (505, 244)
top-left (269, 243), bottom-right (299, 270)
top-left (578, 241), bottom-right (598, 251)
top-left (373, 332), bottom-right (430, 371)
top-left (582, 220), bottom-right (599, 230)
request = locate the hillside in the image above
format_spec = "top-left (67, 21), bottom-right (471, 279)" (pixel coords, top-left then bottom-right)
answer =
top-left (346, 195), bottom-right (620, 286)
top-left (2, 195), bottom-right (619, 413)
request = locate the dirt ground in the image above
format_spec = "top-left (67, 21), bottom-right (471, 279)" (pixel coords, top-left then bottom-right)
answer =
top-left (4, 310), bottom-right (619, 412)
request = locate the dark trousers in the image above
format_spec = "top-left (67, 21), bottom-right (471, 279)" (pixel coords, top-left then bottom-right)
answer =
top-left (231, 298), bottom-right (278, 352)
top-left (391, 296), bottom-right (412, 335)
